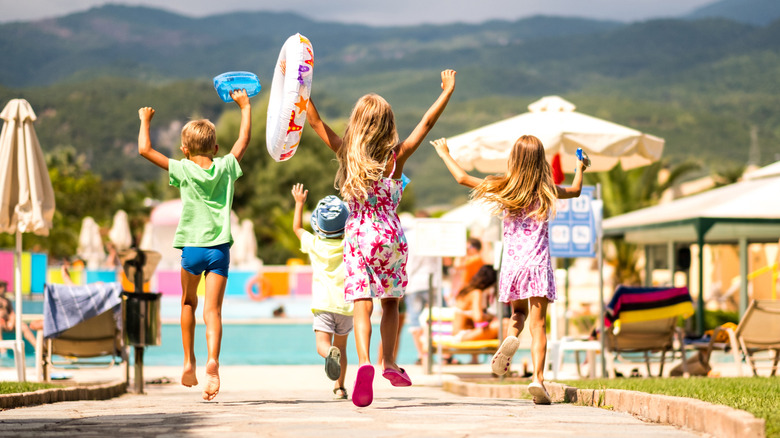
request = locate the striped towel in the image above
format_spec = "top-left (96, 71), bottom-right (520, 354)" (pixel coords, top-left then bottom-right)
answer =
top-left (43, 282), bottom-right (123, 339)
top-left (606, 286), bottom-right (694, 327)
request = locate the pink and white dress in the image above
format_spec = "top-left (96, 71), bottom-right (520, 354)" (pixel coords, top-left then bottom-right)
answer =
top-left (343, 156), bottom-right (408, 301)
top-left (499, 209), bottom-right (556, 303)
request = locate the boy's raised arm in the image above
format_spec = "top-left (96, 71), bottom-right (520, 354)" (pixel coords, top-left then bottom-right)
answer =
top-left (291, 183), bottom-right (308, 239)
top-left (229, 89), bottom-right (252, 162)
top-left (306, 99), bottom-right (342, 153)
top-left (138, 107), bottom-right (169, 170)
top-left (397, 69), bottom-right (457, 166)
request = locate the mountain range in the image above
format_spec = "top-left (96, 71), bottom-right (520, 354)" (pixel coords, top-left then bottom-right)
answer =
top-left (1, 0), bottom-right (779, 207)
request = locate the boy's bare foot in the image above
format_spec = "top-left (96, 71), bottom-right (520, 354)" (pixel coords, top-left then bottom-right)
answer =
top-left (181, 361), bottom-right (198, 387)
top-left (202, 359), bottom-right (220, 401)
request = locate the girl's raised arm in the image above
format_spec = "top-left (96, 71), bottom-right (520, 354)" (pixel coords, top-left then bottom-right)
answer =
top-left (430, 138), bottom-right (483, 189)
top-left (306, 99), bottom-right (342, 153)
top-left (395, 70), bottom-right (457, 172)
top-left (556, 160), bottom-right (586, 199)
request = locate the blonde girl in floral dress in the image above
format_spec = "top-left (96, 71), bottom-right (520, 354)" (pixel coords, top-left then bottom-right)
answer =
top-left (431, 135), bottom-right (587, 405)
top-left (307, 69), bottom-right (456, 407)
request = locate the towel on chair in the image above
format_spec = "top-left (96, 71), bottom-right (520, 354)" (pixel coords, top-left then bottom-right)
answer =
top-left (606, 285), bottom-right (694, 328)
top-left (43, 282), bottom-right (123, 339)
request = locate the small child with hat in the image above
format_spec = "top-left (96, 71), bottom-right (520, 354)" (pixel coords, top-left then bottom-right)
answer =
top-left (291, 183), bottom-right (353, 400)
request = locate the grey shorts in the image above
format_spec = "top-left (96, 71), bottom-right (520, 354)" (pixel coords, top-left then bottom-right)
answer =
top-left (312, 311), bottom-right (354, 336)
top-left (404, 291), bottom-right (430, 330)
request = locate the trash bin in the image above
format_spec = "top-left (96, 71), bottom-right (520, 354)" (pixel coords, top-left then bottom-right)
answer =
top-left (123, 291), bottom-right (162, 347)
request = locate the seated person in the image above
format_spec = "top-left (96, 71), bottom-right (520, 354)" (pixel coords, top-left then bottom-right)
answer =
top-left (448, 238), bottom-right (484, 305)
top-left (0, 280), bottom-right (39, 351)
top-left (452, 265), bottom-right (507, 344)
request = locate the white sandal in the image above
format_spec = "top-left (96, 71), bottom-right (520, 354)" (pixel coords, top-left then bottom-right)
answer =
top-left (490, 336), bottom-right (520, 376)
top-left (528, 381), bottom-right (551, 405)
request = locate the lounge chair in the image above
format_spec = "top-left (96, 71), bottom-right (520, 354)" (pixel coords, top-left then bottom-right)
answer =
top-left (37, 282), bottom-right (128, 382)
top-left (37, 308), bottom-right (128, 382)
top-left (693, 299), bottom-right (780, 377)
top-left (603, 286), bottom-right (694, 377)
top-left (604, 316), bottom-right (683, 377)
top-left (419, 306), bottom-right (499, 369)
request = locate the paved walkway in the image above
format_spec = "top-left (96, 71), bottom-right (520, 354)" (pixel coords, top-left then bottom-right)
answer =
top-left (0, 365), bottom-right (703, 437)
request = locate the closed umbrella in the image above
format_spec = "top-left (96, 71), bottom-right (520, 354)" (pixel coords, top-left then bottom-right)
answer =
top-left (77, 216), bottom-right (105, 269)
top-left (108, 210), bottom-right (133, 251)
top-left (231, 218), bottom-right (261, 270)
top-left (447, 95), bottom-right (665, 173)
top-left (0, 99), bottom-right (55, 381)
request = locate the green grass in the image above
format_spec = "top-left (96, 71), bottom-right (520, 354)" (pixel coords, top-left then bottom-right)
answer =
top-left (561, 377), bottom-right (780, 438)
top-left (0, 381), bottom-right (62, 395)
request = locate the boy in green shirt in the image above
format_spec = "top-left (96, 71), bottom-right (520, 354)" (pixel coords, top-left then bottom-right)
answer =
top-left (138, 89), bottom-right (251, 401)
top-left (291, 183), bottom-right (353, 400)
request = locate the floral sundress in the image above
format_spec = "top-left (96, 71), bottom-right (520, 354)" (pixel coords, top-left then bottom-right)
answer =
top-left (343, 155), bottom-right (408, 301)
top-left (499, 209), bottom-right (557, 303)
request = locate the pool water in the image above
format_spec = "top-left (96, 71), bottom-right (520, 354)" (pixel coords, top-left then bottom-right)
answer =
top-left (1, 296), bottom-right (524, 368)
top-left (140, 322), bottom-right (422, 366)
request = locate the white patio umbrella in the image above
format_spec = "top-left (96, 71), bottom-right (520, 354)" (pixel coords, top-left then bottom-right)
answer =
top-left (108, 209), bottom-right (133, 251)
top-left (77, 216), bottom-right (105, 269)
top-left (447, 95), bottom-right (665, 173)
top-left (0, 99), bottom-right (55, 381)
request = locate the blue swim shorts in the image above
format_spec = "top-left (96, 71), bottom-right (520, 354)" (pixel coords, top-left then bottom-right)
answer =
top-left (181, 243), bottom-right (230, 278)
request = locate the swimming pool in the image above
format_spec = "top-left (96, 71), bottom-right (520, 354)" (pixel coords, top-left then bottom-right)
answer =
top-left (141, 322), bottom-right (422, 366)
top-left (2, 296), bottom-right (528, 367)
top-left (1, 296), bottom-right (429, 367)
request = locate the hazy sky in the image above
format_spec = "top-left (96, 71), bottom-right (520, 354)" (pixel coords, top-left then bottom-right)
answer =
top-left (1, 0), bottom-right (717, 25)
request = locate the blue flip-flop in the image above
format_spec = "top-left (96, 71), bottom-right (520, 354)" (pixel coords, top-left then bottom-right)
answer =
top-left (352, 364), bottom-right (374, 407)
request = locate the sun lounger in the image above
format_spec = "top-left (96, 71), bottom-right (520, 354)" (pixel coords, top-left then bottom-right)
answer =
top-left (419, 306), bottom-right (499, 367)
top-left (37, 283), bottom-right (127, 382)
top-left (603, 286), bottom-right (694, 377)
top-left (691, 299), bottom-right (780, 377)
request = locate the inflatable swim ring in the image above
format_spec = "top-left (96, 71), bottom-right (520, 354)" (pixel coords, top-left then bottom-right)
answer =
top-left (246, 274), bottom-right (272, 301)
top-left (266, 33), bottom-right (314, 162)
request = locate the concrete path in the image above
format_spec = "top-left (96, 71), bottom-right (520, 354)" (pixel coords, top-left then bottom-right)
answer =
top-left (0, 365), bottom-right (703, 437)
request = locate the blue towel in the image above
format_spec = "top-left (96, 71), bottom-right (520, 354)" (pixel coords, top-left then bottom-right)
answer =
top-left (43, 282), bottom-right (123, 339)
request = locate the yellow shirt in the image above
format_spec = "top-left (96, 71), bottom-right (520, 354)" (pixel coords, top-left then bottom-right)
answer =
top-left (300, 231), bottom-right (353, 316)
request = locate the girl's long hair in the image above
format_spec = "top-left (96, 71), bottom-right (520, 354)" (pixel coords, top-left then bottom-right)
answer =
top-left (336, 94), bottom-right (399, 202)
top-left (471, 135), bottom-right (557, 221)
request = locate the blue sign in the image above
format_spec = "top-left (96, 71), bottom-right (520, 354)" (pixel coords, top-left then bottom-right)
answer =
top-left (549, 186), bottom-right (596, 258)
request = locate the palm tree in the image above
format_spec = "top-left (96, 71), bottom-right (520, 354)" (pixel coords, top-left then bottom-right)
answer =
top-left (585, 159), bottom-right (700, 287)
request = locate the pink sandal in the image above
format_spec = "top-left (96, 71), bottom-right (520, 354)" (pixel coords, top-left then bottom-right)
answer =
top-left (382, 368), bottom-right (412, 387)
top-left (352, 364), bottom-right (374, 407)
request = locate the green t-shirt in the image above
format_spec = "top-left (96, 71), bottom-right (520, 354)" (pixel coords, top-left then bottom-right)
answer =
top-left (169, 154), bottom-right (242, 249)
top-left (300, 231), bottom-right (353, 316)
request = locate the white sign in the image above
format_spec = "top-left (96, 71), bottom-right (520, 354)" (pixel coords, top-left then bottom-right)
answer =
top-left (412, 218), bottom-right (467, 257)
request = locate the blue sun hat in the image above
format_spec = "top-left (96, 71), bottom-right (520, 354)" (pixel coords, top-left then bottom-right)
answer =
top-left (311, 195), bottom-right (349, 239)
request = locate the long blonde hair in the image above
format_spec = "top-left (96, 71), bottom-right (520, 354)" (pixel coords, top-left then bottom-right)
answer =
top-left (336, 94), bottom-right (399, 202)
top-left (471, 135), bottom-right (557, 221)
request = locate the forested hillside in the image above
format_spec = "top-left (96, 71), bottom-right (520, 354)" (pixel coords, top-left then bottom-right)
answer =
top-left (1, 5), bottom-right (779, 210)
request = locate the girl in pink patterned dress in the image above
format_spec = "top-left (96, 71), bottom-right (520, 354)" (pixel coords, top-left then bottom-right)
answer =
top-left (431, 135), bottom-right (588, 404)
top-left (307, 69), bottom-right (457, 407)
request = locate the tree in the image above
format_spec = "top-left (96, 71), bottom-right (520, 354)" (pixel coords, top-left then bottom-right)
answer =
top-left (0, 146), bottom-right (158, 260)
top-left (585, 159), bottom-right (700, 287)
